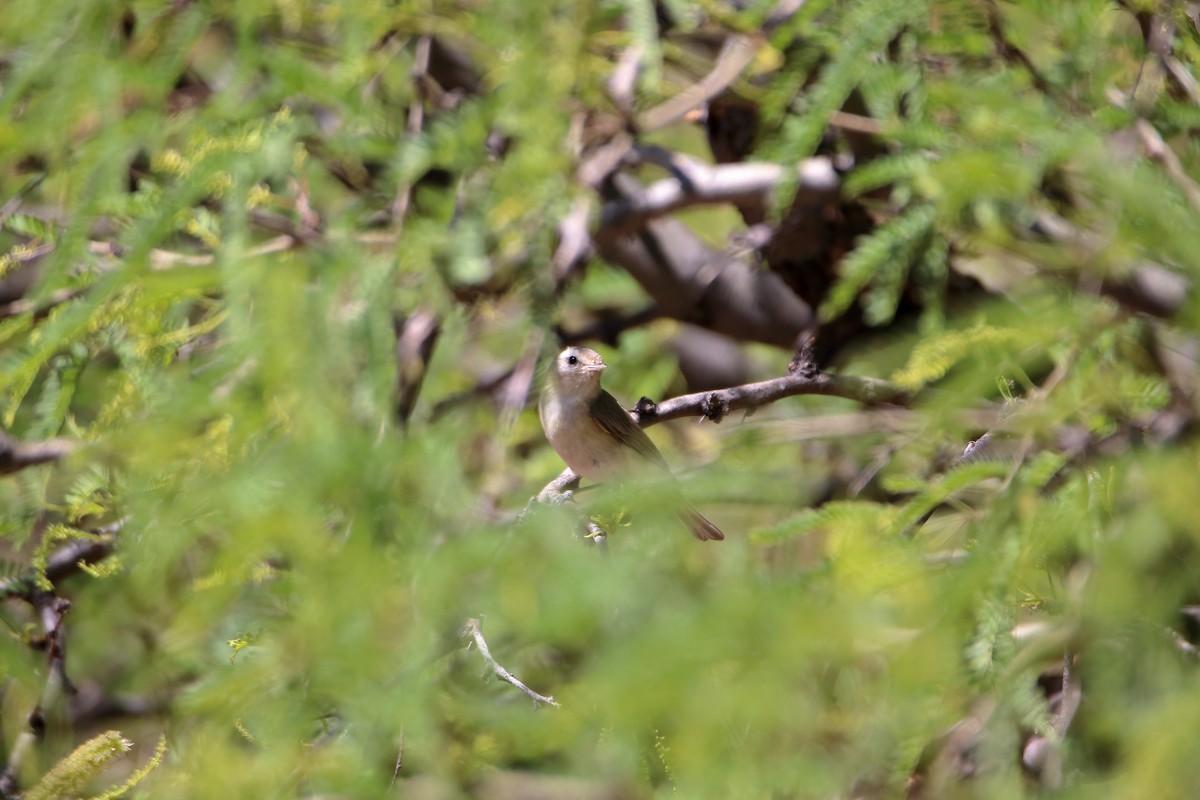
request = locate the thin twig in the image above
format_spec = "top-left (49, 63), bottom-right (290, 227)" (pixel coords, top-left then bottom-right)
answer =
top-left (828, 110), bottom-right (884, 136)
top-left (463, 618), bottom-right (559, 708)
top-left (394, 308), bottom-right (441, 425)
top-left (1135, 119), bottom-right (1200, 215)
top-left (429, 367), bottom-right (516, 420)
top-left (983, 0), bottom-right (1055, 98)
top-left (557, 305), bottom-right (662, 347)
top-left (392, 36), bottom-right (432, 229)
top-left (389, 731), bottom-right (404, 788)
top-left (148, 234), bottom-right (297, 270)
top-left (0, 288), bottom-right (85, 321)
top-left (0, 174), bottom-right (46, 229)
top-left (1163, 56), bottom-right (1200, 105)
top-left (636, 35), bottom-right (759, 132)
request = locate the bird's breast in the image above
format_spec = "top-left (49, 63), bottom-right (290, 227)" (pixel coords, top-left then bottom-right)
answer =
top-left (540, 391), bottom-right (629, 482)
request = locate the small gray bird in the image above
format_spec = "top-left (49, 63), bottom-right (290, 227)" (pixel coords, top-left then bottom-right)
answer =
top-left (539, 346), bottom-right (724, 541)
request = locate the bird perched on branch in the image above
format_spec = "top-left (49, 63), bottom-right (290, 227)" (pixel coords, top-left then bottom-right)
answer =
top-left (539, 346), bottom-right (724, 541)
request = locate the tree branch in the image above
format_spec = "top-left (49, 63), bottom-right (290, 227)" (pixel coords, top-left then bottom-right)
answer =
top-left (529, 366), bottom-right (909, 506)
top-left (391, 35), bottom-right (432, 230)
top-left (0, 288), bottom-right (86, 321)
top-left (463, 618), bottom-right (559, 707)
top-left (0, 518), bottom-right (123, 599)
top-left (598, 152), bottom-right (838, 234)
top-left (632, 369), bottom-right (909, 426)
top-left (592, 176), bottom-right (816, 348)
top-left (984, 0), bottom-right (1055, 98)
top-left (556, 305), bottom-right (662, 346)
top-left (0, 592), bottom-right (73, 799)
top-left (0, 433), bottom-right (75, 476)
top-left (1135, 119), bottom-right (1200, 215)
top-left (394, 308), bottom-right (441, 425)
top-left (635, 35), bottom-right (759, 132)
top-left (0, 517), bottom-right (126, 797)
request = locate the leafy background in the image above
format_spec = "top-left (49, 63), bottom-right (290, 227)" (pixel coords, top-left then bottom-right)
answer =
top-left (1, 0), bottom-right (1199, 797)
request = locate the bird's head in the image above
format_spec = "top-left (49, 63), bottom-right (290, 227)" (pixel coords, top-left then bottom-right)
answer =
top-left (550, 346), bottom-right (607, 399)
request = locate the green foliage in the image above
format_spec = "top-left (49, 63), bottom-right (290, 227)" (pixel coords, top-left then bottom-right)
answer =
top-left (1, 0), bottom-right (1199, 798)
top-left (891, 323), bottom-right (1034, 391)
top-left (22, 730), bottom-right (164, 800)
top-left (820, 203), bottom-right (938, 326)
top-left (764, 0), bottom-right (928, 162)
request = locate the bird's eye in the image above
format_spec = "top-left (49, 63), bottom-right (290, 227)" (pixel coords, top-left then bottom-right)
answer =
top-left (566, 355), bottom-right (578, 366)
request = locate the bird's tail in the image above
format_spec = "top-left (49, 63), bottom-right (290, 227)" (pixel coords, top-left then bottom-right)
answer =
top-left (681, 508), bottom-right (724, 541)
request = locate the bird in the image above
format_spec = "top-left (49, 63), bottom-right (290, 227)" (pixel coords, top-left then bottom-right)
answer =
top-left (538, 346), bottom-right (724, 541)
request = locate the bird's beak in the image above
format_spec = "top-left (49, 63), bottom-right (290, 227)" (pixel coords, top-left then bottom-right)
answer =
top-left (587, 362), bottom-right (607, 373)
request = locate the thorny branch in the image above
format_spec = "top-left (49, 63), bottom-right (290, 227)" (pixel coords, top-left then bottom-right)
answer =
top-left (463, 618), bottom-right (559, 708)
top-left (631, 369), bottom-right (908, 426)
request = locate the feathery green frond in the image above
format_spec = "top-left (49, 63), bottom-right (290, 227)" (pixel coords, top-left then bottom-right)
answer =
top-left (23, 731), bottom-right (132, 800)
top-left (822, 204), bottom-right (938, 325)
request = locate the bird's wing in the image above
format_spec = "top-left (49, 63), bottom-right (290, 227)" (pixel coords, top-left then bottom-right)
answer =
top-left (589, 390), bottom-right (670, 471)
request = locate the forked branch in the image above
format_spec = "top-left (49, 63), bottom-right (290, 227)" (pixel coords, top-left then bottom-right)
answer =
top-left (464, 618), bottom-right (559, 708)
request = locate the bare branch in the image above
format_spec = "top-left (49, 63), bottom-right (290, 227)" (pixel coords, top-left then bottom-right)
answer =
top-left (0, 288), bottom-right (86, 321)
top-left (1029, 211), bottom-right (1190, 317)
top-left (633, 370), bottom-right (909, 426)
top-left (984, 0), bottom-right (1055, 98)
top-left (636, 35), bottom-right (759, 132)
top-left (247, 208), bottom-right (320, 244)
top-left (606, 43), bottom-right (643, 119)
top-left (1163, 56), bottom-right (1200, 105)
top-left (598, 152), bottom-right (838, 234)
top-left (0, 592), bottom-right (73, 798)
top-left (429, 368), bottom-right (516, 419)
top-left (0, 518), bottom-right (123, 599)
top-left (390, 731), bottom-right (404, 788)
top-left (0, 174), bottom-right (46, 228)
top-left (391, 35), bottom-right (432, 229)
top-left (593, 173), bottom-right (817, 348)
top-left (497, 331), bottom-right (545, 425)
top-left (463, 618), bottom-right (559, 708)
top-left (529, 367), bottom-right (908, 506)
top-left (394, 309), bottom-right (442, 425)
top-left (1135, 119), bottom-right (1200, 215)
top-left (764, 0), bottom-right (809, 32)
top-left (535, 468), bottom-right (581, 504)
top-left (147, 235), bottom-right (297, 270)
top-left (1023, 653), bottom-right (1083, 788)
top-left (551, 197), bottom-right (593, 284)
top-left (828, 110), bottom-right (884, 136)
top-left (0, 433), bottom-right (75, 476)
top-left (557, 305), bottom-right (662, 346)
